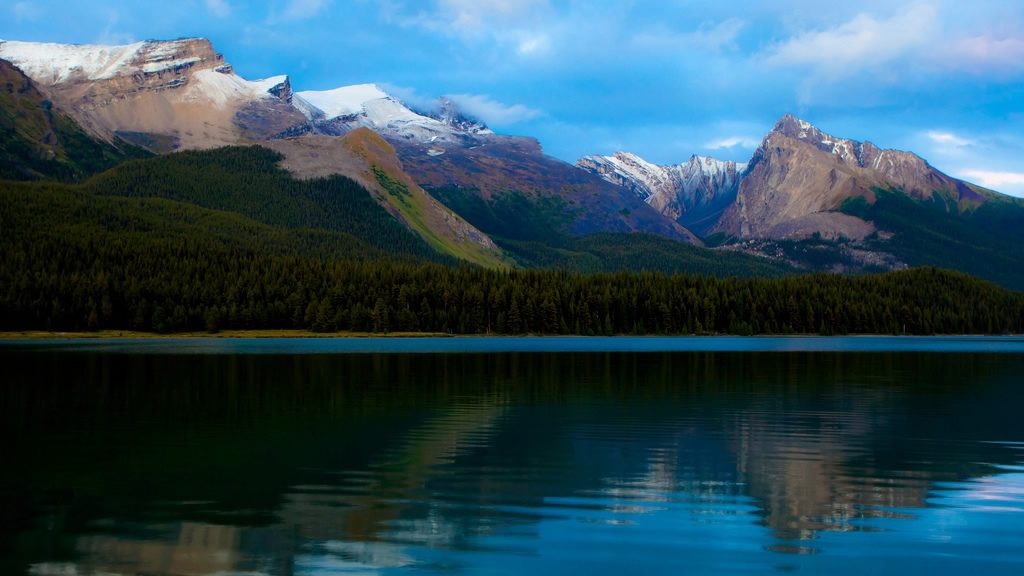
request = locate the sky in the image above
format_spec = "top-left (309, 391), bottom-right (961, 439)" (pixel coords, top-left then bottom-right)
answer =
top-left (4, 0), bottom-right (1024, 197)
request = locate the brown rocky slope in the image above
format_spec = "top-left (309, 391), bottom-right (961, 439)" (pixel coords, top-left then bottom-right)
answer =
top-left (713, 115), bottom-right (986, 240)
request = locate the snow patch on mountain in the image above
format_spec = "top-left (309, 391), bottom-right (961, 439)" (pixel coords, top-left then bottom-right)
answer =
top-left (0, 38), bottom-right (205, 84)
top-left (577, 152), bottom-right (747, 235)
top-left (294, 84), bottom-right (492, 144)
top-left (186, 70), bottom-right (289, 107)
top-left (296, 84), bottom-right (399, 120)
top-left (578, 152), bottom-right (747, 208)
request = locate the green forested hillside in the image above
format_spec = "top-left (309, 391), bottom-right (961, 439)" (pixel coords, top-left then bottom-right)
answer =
top-left (2, 180), bottom-right (405, 261)
top-left (840, 190), bottom-right (1024, 290)
top-left (0, 59), bottom-right (151, 181)
top-left (429, 186), bottom-right (795, 277)
top-left (569, 233), bottom-right (793, 277)
top-left (80, 145), bottom-right (454, 264)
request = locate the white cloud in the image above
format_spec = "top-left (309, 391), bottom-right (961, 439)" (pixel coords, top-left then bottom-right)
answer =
top-left (705, 136), bottom-right (759, 150)
top-left (517, 33), bottom-right (550, 55)
top-left (436, 0), bottom-right (548, 31)
top-left (380, 86), bottom-right (542, 126)
top-left (633, 19), bottom-right (746, 52)
top-left (960, 170), bottom-right (1024, 198)
top-left (395, 0), bottom-right (553, 52)
top-left (927, 131), bottom-right (972, 147)
top-left (204, 0), bottom-right (230, 18)
top-left (961, 170), bottom-right (1024, 188)
top-left (12, 2), bottom-right (42, 22)
top-left (282, 0), bottom-right (330, 21)
top-left (932, 35), bottom-right (1024, 76)
top-left (762, 5), bottom-right (939, 78)
top-left (445, 93), bottom-right (543, 125)
top-left (378, 83), bottom-right (437, 113)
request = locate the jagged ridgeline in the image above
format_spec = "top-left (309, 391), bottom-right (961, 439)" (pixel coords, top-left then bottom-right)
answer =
top-left (79, 145), bottom-right (453, 263)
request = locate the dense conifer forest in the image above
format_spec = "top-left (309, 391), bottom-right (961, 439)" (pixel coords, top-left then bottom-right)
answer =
top-left (1, 224), bottom-right (1020, 335)
top-left (2, 145), bottom-right (1022, 336)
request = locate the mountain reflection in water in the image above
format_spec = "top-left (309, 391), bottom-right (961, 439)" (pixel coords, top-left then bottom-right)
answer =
top-left (3, 345), bottom-right (1023, 575)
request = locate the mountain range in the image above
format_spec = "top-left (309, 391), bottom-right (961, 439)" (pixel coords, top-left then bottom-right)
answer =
top-left (3, 36), bottom-right (1024, 289)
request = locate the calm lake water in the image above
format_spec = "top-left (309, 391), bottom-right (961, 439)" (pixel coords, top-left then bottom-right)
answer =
top-left (2, 337), bottom-right (1023, 575)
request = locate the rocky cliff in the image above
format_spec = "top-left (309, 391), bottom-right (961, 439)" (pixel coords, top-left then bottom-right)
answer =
top-left (0, 38), bottom-right (307, 150)
top-left (577, 152), bottom-right (745, 236)
top-left (713, 115), bottom-right (985, 239)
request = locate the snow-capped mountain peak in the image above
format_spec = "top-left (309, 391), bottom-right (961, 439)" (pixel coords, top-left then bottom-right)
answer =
top-left (576, 152), bottom-right (673, 202)
top-left (0, 37), bottom-right (292, 109)
top-left (429, 97), bottom-right (492, 135)
top-left (0, 38), bottom-right (217, 85)
top-left (186, 70), bottom-right (292, 108)
top-left (684, 154), bottom-right (749, 180)
top-left (0, 37), bottom-right (306, 148)
top-left (576, 151), bottom-right (747, 235)
top-left (293, 85), bottom-right (492, 144)
top-left (578, 152), bottom-right (746, 205)
top-left (295, 83), bottom-right (399, 120)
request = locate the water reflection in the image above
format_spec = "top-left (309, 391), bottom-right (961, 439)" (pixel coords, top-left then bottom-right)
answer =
top-left (2, 347), bottom-right (1023, 574)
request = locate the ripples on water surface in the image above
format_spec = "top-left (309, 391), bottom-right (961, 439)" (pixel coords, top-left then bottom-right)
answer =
top-left (2, 337), bottom-right (1023, 575)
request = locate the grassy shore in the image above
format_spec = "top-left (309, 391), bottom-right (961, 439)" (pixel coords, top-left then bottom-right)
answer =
top-left (0, 330), bottom-right (454, 340)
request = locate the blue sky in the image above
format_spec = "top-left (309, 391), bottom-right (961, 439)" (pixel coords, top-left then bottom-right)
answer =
top-left (5, 0), bottom-right (1024, 197)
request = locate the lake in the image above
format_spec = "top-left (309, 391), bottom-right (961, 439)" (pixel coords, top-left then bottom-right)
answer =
top-left (2, 337), bottom-right (1023, 575)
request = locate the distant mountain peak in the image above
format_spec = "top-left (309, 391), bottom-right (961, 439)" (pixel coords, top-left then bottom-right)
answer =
top-left (715, 114), bottom-right (985, 240)
top-left (0, 37), bottom-right (219, 85)
top-left (760, 114), bottom-right (876, 166)
top-left (0, 36), bottom-right (309, 149)
top-left (430, 97), bottom-right (491, 135)
top-left (769, 114), bottom-right (821, 140)
top-left (768, 114), bottom-right (859, 150)
top-left (293, 85), bottom-right (493, 144)
top-left (576, 151), bottom-right (746, 236)
top-left (293, 83), bottom-right (394, 121)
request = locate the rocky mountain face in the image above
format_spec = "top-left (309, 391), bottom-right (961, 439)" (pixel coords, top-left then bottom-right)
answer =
top-left (391, 136), bottom-right (701, 244)
top-left (570, 114), bottom-right (1024, 280)
top-left (264, 128), bottom-right (508, 268)
top-left (712, 114), bottom-right (985, 239)
top-left (281, 85), bottom-right (493, 148)
top-left (580, 114), bottom-right (990, 243)
top-left (0, 38), bottom-right (307, 150)
top-left (577, 152), bottom-right (746, 236)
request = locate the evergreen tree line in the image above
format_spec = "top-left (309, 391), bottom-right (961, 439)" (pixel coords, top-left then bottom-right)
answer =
top-left (1, 229), bottom-right (1020, 335)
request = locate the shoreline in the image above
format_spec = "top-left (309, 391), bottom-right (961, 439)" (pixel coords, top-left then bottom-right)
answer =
top-left (0, 330), bottom-right (456, 340)
top-left (0, 330), bottom-right (1018, 341)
